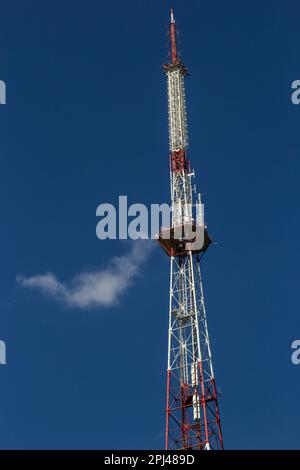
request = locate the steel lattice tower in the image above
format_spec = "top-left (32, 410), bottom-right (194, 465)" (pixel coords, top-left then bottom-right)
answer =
top-left (158, 9), bottom-right (224, 450)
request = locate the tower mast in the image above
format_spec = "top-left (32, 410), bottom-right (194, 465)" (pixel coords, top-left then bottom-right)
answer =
top-left (158, 9), bottom-right (224, 450)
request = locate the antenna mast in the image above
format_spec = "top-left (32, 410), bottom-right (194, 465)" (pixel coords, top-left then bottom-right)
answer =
top-left (158, 9), bottom-right (224, 450)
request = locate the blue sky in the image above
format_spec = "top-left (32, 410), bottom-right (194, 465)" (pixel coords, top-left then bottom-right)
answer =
top-left (0, 0), bottom-right (300, 449)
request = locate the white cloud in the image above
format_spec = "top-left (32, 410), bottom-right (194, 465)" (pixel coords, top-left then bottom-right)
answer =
top-left (17, 241), bottom-right (153, 309)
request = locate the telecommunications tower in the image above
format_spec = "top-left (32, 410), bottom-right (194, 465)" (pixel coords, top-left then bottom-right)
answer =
top-left (158, 9), bottom-right (224, 450)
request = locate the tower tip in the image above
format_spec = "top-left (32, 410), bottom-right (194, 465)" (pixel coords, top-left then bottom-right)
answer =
top-left (171, 8), bottom-right (175, 24)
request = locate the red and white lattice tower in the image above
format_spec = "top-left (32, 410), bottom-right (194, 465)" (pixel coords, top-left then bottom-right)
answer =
top-left (158, 9), bottom-right (224, 450)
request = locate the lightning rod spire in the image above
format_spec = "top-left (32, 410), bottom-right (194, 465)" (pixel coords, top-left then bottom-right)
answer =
top-left (170, 8), bottom-right (178, 64)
